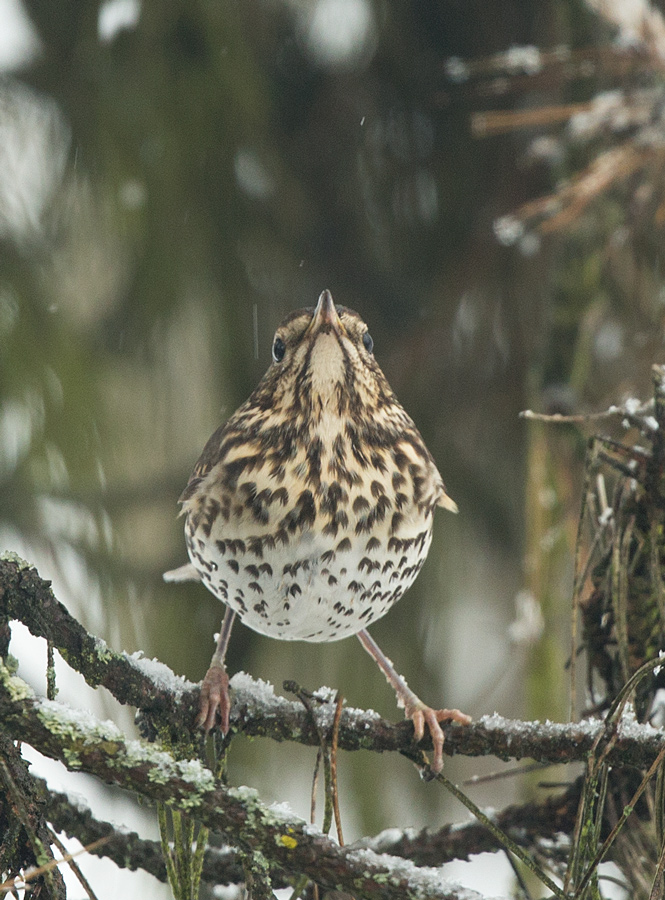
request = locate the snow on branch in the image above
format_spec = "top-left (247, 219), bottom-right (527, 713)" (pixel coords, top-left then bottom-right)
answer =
top-left (2, 555), bottom-right (665, 772)
top-left (0, 661), bottom-right (484, 900)
top-left (42, 777), bottom-right (579, 886)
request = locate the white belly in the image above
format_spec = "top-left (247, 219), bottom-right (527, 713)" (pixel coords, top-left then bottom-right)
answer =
top-left (186, 524), bottom-right (432, 642)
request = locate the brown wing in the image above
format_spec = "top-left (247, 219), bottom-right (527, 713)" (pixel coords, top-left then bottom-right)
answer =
top-left (178, 418), bottom-right (237, 505)
top-left (178, 422), bottom-right (228, 503)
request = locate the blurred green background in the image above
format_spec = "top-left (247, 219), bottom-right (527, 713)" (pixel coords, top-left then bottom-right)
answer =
top-left (2, 0), bottom-right (665, 895)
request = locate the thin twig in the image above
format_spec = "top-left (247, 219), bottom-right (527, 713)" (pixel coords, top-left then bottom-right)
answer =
top-left (311, 747), bottom-right (322, 825)
top-left (48, 830), bottom-right (101, 900)
top-left (432, 767), bottom-right (566, 899)
top-left (503, 849), bottom-right (534, 900)
top-left (650, 518), bottom-right (665, 643)
top-left (0, 758), bottom-right (59, 897)
top-left (569, 436), bottom-right (598, 720)
top-left (574, 746), bottom-right (665, 898)
top-left (46, 639), bottom-right (57, 701)
top-left (520, 408), bottom-right (628, 424)
top-left (0, 837), bottom-right (111, 896)
top-left (462, 761), bottom-right (550, 786)
top-left (285, 682), bottom-right (334, 835)
top-left (331, 692), bottom-right (344, 846)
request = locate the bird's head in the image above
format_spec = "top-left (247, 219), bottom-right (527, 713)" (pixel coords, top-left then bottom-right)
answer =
top-left (255, 289), bottom-right (391, 420)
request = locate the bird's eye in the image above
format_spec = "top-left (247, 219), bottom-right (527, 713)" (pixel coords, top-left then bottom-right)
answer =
top-left (272, 336), bottom-right (286, 363)
top-left (362, 331), bottom-right (374, 354)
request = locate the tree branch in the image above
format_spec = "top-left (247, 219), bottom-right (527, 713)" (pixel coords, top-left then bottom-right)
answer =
top-left (3, 555), bottom-right (665, 773)
top-left (42, 771), bottom-right (580, 887)
top-left (0, 554), bottom-right (189, 715)
top-left (0, 732), bottom-right (66, 899)
top-left (0, 662), bottom-right (485, 900)
top-left (356, 780), bottom-right (580, 866)
top-left (41, 780), bottom-right (244, 888)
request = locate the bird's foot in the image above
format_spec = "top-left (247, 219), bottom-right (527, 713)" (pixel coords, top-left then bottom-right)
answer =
top-left (407, 702), bottom-right (471, 774)
top-left (196, 664), bottom-right (231, 733)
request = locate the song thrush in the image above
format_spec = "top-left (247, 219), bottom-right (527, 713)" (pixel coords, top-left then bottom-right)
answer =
top-left (165, 290), bottom-right (470, 771)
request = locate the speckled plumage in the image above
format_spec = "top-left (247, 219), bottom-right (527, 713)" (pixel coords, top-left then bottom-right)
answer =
top-left (180, 296), bottom-right (455, 642)
top-left (173, 290), bottom-right (469, 771)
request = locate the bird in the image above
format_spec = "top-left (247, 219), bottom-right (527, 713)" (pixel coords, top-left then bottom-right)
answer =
top-left (165, 289), bottom-right (470, 772)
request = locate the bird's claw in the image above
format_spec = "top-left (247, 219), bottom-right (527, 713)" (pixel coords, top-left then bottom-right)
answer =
top-left (407, 704), bottom-right (472, 773)
top-left (196, 664), bottom-right (231, 733)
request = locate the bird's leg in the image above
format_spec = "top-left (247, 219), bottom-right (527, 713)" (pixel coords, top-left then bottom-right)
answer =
top-left (356, 628), bottom-right (471, 772)
top-left (197, 606), bottom-right (236, 733)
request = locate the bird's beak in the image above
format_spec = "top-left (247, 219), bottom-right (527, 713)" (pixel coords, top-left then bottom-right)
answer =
top-left (310, 289), bottom-right (343, 333)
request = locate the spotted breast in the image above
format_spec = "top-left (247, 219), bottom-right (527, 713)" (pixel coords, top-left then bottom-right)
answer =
top-left (180, 293), bottom-right (456, 642)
